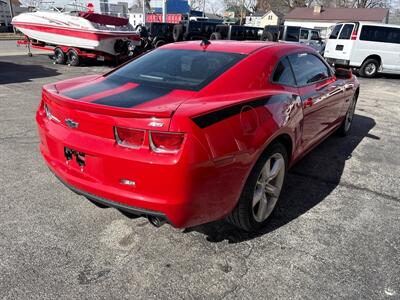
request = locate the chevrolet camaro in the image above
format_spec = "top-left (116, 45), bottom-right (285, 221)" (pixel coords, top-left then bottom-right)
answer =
top-left (36, 41), bottom-right (359, 232)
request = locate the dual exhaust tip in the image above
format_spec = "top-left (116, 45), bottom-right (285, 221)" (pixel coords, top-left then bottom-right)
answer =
top-left (148, 216), bottom-right (166, 228)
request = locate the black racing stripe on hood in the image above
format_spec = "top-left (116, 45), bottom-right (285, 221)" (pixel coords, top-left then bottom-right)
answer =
top-left (92, 85), bottom-right (172, 108)
top-left (62, 78), bottom-right (129, 99)
top-left (192, 94), bottom-right (289, 129)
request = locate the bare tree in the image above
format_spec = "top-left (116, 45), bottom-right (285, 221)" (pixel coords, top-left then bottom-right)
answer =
top-left (205, 0), bottom-right (223, 14)
top-left (190, 0), bottom-right (204, 10)
top-left (224, 0), bottom-right (256, 24)
top-left (351, 0), bottom-right (389, 7)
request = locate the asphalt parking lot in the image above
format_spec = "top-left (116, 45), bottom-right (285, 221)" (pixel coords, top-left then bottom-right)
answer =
top-left (0, 45), bottom-right (399, 299)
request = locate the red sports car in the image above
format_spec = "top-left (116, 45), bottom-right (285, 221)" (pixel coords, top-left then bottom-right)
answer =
top-left (36, 41), bottom-right (359, 232)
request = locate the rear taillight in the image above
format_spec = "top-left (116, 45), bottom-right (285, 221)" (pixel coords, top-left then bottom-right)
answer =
top-left (114, 127), bottom-right (145, 149)
top-left (351, 30), bottom-right (358, 40)
top-left (149, 131), bottom-right (185, 154)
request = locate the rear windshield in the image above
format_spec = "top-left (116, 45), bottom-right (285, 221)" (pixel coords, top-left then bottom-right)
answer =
top-left (107, 49), bottom-right (245, 91)
top-left (339, 24), bottom-right (354, 39)
top-left (329, 24), bottom-right (343, 39)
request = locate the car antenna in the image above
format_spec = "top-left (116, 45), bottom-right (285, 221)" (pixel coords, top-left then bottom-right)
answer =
top-left (200, 38), bottom-right (211, 50)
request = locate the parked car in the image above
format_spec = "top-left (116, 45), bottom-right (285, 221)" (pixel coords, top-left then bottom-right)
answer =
top-left (324, 22), bottom-right (400, 77)
top-left (261, 25), bottom-right (326, 54)
top-left (36, 41), bottom-right (359, 232)
top-left (172, 20), bottom-right (220, 41)
top-left (210, 24), bottom-right (263, 41)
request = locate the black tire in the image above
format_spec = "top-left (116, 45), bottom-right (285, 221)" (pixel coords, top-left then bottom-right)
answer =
top-left (338, 92), bottom-right (358, 136)
top-left (67, 49), bottom-right (80, 66)
top-left (227, 142), bottom-right (288, 232)
top-left (359, 58), bottom-right (379, 78)
top-left (135, 24), bottom-right (148, 38)
top-left (54, 47), bottom-right (66, 64)
top-left (173, 24), bottom-right (183, 42)
top-left (154, 39), bottom-right (166, 47)
top-left (261, 31), bottom-right (274, 41)
top-left (210, 32), bottom-right (222, 40)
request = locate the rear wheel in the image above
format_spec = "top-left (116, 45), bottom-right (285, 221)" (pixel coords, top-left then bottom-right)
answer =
top-left (227, 143), bottom-right (287, 232)
top-left (261, 31), bottom-right (274, 41)
top-left (67, 49), bottom-right (80, 66)
top-left (338, 92), bottom-right (358, 136)
top-left (359, 58), bottom-right (379, 78)
top-left (54, 48), bottom-right (66, 64)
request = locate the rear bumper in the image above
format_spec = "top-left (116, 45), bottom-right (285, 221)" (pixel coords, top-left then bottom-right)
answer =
top-left (36, 109), bottom-right (243, 228)
top-left (52, 170), bottom-right (168, 221)
top-left (325, 57), bottom-right (350, 68)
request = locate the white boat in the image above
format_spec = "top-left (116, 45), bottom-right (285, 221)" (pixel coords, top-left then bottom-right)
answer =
top-left (12, 4), bottom-right (141, 57)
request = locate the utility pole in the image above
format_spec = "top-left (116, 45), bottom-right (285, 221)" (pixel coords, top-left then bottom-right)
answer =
top-left (142, 0), bottom-right (145, 25)
top-left (7, 0), bottom-right (16, 33)
top-left (162, 0), bottom-right (166, 22)
top-left (202, 0), bottom-right (205, 17)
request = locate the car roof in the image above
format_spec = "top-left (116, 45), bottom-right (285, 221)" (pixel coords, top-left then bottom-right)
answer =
top-left (336, 22), bottom-right (400, 29)
top-left (161, 40), bottom-right (311, 55)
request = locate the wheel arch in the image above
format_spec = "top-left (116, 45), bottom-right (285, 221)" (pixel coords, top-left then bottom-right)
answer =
top-left (361, 54), bottom-right (382, 67)
top-left (272, 133), bottom-right (293, 166)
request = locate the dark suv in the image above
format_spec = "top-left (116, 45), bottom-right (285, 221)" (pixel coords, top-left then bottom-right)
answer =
top-left (210, 25), bottom-right (263, 41)
top-left (172, 20), bottom-right (220, 41)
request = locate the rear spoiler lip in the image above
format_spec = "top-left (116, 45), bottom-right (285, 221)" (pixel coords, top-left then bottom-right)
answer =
top-left (42, 86), bottom-right (173, 119)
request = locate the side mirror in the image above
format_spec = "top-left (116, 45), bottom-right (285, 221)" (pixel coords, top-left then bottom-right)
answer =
top-left (335, 68), bottom-right (352, 79)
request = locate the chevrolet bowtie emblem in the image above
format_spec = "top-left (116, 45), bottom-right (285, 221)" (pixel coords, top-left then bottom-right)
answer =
top-left (65, 118), bottom-right (79, 128)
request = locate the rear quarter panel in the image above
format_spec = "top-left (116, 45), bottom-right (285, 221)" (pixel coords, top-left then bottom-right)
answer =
top-left (169, 47), bottom-right (303, 219)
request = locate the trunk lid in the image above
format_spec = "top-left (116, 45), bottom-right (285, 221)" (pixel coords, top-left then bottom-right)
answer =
top-left (42, 75), bottom-right (197, 138)
top-left (48, 75), bottom-right (196, 118)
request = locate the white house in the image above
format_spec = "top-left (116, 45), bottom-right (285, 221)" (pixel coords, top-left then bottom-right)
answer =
top-left (284, 6), bottom-right (389, 38)
top-left (1, 0), bottom-right (27, 27)
top-left (129, 6), bottom-right (146, 27)
top-left (245, 10), bottom-right (280, 28)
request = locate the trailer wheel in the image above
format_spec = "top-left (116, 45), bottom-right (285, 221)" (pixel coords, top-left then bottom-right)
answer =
top-left (210, 32), bottom-right (222, 40)
top-left (173, 24), bottom-right (183, 42)
top-left (67, 49), bottom-right (80, 66)
top-left (54, 48), bottom-right (66, 64)
top-left (154, 40), bottom-right (166, 47)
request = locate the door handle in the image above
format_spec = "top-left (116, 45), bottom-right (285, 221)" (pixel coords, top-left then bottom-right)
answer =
top-left (344, 83), bottom-right (354, 90)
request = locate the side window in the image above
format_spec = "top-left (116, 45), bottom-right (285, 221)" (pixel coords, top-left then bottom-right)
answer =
top-left (387, 28), bottom-right (400, 44)
top-left (286, 26), bottom-right (299, 42)
top-left (360, 25), bottom-right (400, 44)
top-left (339, 24), bottom-right (354, 39)
top-left (329, 24), bottom-right (343, 39)
top-left (272, 57), bottom-right (296, 86)
top-left (311, 30), bottom-right (320, 40)
top-left (288, 53), bottom-right (331, 86)
top-left (300, 30), bottom-right (309, 40)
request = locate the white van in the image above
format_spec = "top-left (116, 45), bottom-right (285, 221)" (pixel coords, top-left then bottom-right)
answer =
top-left (324, 22), bottom-right (400, 77)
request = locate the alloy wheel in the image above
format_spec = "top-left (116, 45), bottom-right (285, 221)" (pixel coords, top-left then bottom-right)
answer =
top-left (252, 153), bottom-right (285, 222)
top-left (365, 63), bottom-right (376, 76)
top-left (344, 96), bottom-right (356, 132)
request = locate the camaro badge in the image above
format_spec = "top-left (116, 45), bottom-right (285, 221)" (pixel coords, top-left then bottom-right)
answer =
top-left (65, 119), bottom-right (79, 128)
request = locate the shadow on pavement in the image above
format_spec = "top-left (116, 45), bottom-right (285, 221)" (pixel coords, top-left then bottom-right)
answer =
top-left (0, 61), bottom-right (60, 84)
top-left (185, 114), bottom-right (377, 243)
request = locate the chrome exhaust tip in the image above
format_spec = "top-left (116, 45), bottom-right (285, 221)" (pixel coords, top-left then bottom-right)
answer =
top-left (148, 216), bottom-right (166, 228)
